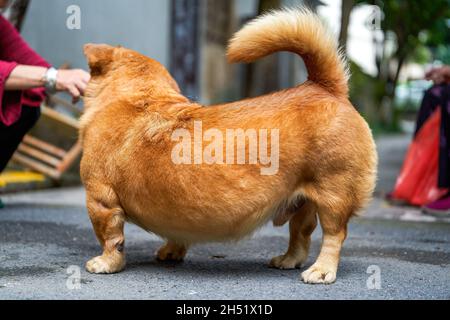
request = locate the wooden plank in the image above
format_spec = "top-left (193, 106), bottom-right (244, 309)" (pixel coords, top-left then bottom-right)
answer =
top-left (22, 135), bottom-right (67, 158)
top-left (17, 144), bottom-right (61, 167)
top-left (15, 100), bottom-right (82, 179)
top-left (12, 153), bottom-right (61, 180)
top-left (57, 141), bottom-right (82, 173)
top-left (41, 106), bottom-right (80, 129)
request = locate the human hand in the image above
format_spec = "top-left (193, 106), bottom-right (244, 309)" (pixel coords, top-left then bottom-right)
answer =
top-left (56, 69), bottom-right (91, 103)
top-left (425, 66), bottom-right (450, 85)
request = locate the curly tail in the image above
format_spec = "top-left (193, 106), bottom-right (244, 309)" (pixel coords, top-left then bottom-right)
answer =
top-left (227, 8), bottom-right (349, 98)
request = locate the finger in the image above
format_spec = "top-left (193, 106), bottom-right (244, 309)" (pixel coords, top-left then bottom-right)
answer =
top-left (79, 73), bottom-right (90, 84)
top-left (67, 85), bottom-right (81, 103)
top-left (81, 77), bottom-right (90, 85)
top-left (68, 84), bottom-right (80, 97)
top-left (83, 73), bottom-right (91, 83)
top-left (72, 95), bottom-right (80, 104)
top-left (77, 69), bottom-right (91, 81)
top-left (75, 81), bottom-right (87, 96)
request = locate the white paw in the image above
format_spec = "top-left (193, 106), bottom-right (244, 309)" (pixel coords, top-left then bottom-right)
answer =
top-left (86, 256), bottom-right (125, 274)
top-left (301, 265), bottom-right (337, 284)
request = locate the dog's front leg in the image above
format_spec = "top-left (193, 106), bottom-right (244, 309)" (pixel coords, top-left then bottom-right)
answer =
top-left (85, 195), bottom-right (126, 274)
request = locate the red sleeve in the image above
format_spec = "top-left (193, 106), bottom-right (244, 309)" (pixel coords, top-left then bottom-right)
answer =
top-left (0, 60), bottom-right (23, 126)
top-left (0, 16), bottom-right (51, 126)
top-left (0, 16), bottom-right (50, 68)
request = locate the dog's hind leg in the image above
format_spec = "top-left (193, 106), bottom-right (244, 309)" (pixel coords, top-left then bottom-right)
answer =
top-left (269, 201), bottom-right (317, 269)
top-left (157, 241), bottom-right (189, 262)
top-left (301, 205), bottom-right (348, 284)
top-left (85, 191), bottom-right (126, 274)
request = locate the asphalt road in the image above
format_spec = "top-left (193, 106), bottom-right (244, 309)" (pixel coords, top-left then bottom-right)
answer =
top-left (0, 201), bottom-right (449, 300)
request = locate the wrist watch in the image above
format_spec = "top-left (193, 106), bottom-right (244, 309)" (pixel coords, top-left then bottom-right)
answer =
top-left (43, 67), bottom-right (58, 94)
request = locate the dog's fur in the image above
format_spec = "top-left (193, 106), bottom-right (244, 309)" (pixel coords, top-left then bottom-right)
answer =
top-left (80, 9), bottom-right (377, 284)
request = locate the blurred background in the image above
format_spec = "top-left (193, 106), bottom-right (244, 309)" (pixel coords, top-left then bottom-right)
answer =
top-left (1, 0), bottom-right (450, 203)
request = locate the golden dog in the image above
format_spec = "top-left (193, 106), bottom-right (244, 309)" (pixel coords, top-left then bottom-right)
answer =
top-left (80, 9), bottom-right (377, 284)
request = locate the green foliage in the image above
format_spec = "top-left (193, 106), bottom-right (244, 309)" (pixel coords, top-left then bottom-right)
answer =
top-left (357, 0), bottom-right (450, 66)
top-left (411, 45), bottom-right (432, 65)
top-left (435, 45), bottom-right (450, 64)
top-left (350, 0), bottom-right (450, 128)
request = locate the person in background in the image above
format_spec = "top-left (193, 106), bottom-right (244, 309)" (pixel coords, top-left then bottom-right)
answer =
top-left (0, 0), bottom-right (90, 208)
top-left (417, 66), bottom-right (450, 216)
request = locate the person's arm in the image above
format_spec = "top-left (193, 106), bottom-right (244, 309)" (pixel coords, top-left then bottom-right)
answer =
top-left (0, 15), bottom-right (49, 68)
top-left (0, 60), bottom-right (22, 126)
top-left (0, 16), bottom-right (90, 102)
top-left (4, 64), bottom-right (91, 102)
top-left (426, 66), bottom-right (450, 85)
top-left (3, 65), bottom-right (46, 90)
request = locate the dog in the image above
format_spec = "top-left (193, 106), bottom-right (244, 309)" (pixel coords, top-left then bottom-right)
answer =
top-left (80, 8), bottom-right (377, 284)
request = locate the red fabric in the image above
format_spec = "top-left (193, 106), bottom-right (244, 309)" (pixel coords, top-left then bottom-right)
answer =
top-left (391, 108), bottom-right (449, 206)
top-left (0, 15), bottom-right (51, 126)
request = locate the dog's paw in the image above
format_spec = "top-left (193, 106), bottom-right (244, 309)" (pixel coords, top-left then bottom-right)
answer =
top-left (86, 256), bottom-right (125, 274)
top-left (301, 264), bottom-right (337, 284)
top-left (156, 244), bottom-right (187, 262)
top-left (269, 254), bottom-right (305, 270)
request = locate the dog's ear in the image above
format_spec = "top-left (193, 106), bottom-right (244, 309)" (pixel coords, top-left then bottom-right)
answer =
top-left (83, 43), bottom-right (115, 75)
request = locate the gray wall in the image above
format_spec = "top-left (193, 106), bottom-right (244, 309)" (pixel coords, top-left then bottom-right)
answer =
top-left (235, 0), bottom-right (257, 18)
top-left (21, 0), bottom-right (171, 70)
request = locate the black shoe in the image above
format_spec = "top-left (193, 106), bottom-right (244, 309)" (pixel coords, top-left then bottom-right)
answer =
top-left (0, 198), bottom-right (4, 209)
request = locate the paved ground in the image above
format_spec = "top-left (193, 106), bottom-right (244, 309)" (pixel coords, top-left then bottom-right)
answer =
top-left (0, 135), bottom-right (449, 300)
top-left (0, 188), bottom-right (449, 300)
